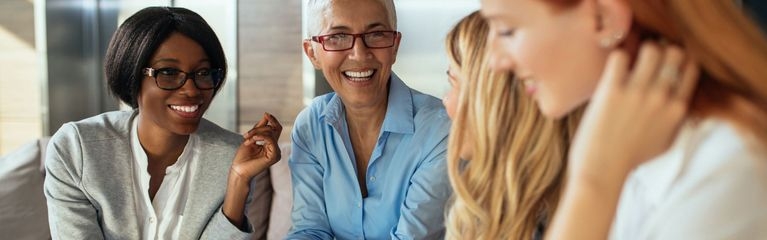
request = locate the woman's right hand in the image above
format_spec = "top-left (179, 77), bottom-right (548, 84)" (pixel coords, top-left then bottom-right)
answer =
top-left (569, 42), bottom-right (700, 184)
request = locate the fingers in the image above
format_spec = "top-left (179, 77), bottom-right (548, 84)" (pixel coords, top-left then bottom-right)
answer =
top-left (263, 112), bottom-right (284, 140)
top-left (243, 132), bottom-right (281, 160)
top-left (599, 50), bottom-right (630, 93)
top-left (628, 42), bottom-right (662, 89)
top-left (244, 112), bottom-right (282, 140)
top-left (675, 60), bottom-right (700, 103)
top-left (653, 46), bottom-right (685, 93)
top-left (623, 41), bottom-right (697, 101)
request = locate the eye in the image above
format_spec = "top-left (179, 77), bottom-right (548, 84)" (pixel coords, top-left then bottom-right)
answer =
top-left (157, 68), bottom-right (180, 76)
top-left (194, 68), bottom-right (211, 76)
top-left (497, 29), bottom-right (516, 37)
top-left (326, 33), bottom-right (350, 41)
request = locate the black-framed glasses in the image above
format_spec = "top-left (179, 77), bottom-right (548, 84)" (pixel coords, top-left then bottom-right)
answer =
top-left (311, 31), bottom-right (399, 51)
top-left (143, 67), bottom-right (223, 90)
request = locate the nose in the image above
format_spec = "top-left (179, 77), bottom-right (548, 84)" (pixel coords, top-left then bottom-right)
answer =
top-left (348, 36), bottom-right (372, 60)
top-left (178, 74), bottom-right (201, 96)
top-left (487, 34), bottom-right (515, 72)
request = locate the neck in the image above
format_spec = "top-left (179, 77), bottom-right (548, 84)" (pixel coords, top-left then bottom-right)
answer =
top-left (137, 114), bottom-right (189, 165)
top-left (344, 100), bottom-right (387, 135)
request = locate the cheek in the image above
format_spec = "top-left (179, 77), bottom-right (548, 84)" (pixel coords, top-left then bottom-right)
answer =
top-left (444, 87), bottom-right (460, 119)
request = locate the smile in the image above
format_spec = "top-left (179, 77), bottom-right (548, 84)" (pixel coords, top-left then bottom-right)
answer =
top-left (169, 104), bottom-right (200, 113)
top-left (343, 69), bottom-right (375, 82)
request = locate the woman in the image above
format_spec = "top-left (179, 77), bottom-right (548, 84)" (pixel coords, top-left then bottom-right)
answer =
top-left (287, 0), bottom-right (452, 239)
top-left (442, 11), bottom-right (582, 240)
top-left (44, 7), bottom-right (281, 239)
top-left (480, 0), bottom-right (767, 239)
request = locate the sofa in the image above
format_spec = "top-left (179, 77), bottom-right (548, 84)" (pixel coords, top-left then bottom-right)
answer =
top-left (0, 138), bottom-right (294, 240)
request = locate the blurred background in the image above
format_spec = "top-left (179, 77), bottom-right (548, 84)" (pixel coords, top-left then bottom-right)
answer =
top-left (1, 0), bottom-right (765, 156)
top-left (0, 0), bottom-right (480, 155)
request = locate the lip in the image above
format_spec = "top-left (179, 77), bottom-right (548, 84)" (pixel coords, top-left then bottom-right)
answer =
top-left (168, 104), bottom-right (203, 119)
top-left (520, 77), bottom-right (537, 95)
top-left (342, 69), bottom-right (377, 87)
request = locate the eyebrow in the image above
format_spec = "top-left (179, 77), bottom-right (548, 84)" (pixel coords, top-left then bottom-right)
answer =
top-left (150, 58), bottom-right (210, 66)
top-left (328, 22), bottom-right (388, 32)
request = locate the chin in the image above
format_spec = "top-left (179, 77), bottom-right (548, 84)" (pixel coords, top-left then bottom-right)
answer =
top-left (537, 99), bottom-right (570, 120)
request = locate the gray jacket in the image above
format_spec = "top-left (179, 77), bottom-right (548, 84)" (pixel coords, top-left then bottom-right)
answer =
top-left (44, 110), bottom-right (271, 239)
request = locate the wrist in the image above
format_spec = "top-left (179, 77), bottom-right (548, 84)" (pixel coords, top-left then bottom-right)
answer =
top-left (227, 168), bottom-right (252, 191)
top-left (568, 154), bottom-right (634, 194)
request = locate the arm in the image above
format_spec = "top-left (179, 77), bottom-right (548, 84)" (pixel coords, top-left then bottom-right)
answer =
top-left (547, 45), bottom-right (700, 239)
top-left (43, 124), bottom-right (105, 240)
top-left (201, 113), bottom-right (282, 239)
top-left (200, 171), bottom-right (271, 240)
top-left (285, 127), bottom-right (334, 240)
top-left (391, 136), bottom-right (452, 240)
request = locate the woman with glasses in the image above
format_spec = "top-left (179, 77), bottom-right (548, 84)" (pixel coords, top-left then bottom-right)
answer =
top-left (44, 7), bottom-right (280, 239)
top-left (286, 0), bottom-right (452, 239)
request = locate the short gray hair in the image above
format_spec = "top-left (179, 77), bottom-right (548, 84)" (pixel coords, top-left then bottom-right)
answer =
top-left (304, 0), bottom-right (397, 38)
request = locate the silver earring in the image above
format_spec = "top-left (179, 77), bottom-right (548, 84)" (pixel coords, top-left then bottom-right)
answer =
top-left (600, 32), bottom-right (625, 48)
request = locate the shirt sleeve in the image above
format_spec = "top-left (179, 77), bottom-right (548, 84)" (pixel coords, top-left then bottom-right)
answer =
top-left (199, 207), bottom-right (253, 240)
top-left (285, 126), bottom-right (334, 240)
top-left (44, 123), bottom-right (106, 240)
top-left (391, 135), bottom-right (451, 240)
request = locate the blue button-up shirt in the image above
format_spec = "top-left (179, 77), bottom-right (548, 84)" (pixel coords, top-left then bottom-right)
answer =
top-left (286, 74), bottom-right (452, 240)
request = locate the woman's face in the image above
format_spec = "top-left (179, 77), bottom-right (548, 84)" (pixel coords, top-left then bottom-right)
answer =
top-left (303, 0), bottom-right (400, 110)
top-left (443, 62), bottom-right (474, 160)
top-left (481, 0), bottom-right (610, 118)
top-left (443, 63), bottom-right (462, 119)
top-left (136, 32), bottom-right (215, 136)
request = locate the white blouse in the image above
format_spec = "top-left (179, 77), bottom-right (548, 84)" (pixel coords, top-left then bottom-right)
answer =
top-left (130, 119), bottom-right (200, 240)
top-left (610, 119), bottom-right (767, 239)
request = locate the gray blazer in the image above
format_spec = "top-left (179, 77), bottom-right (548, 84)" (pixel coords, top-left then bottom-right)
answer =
top-left (43, 110), bottom-right (271, 239)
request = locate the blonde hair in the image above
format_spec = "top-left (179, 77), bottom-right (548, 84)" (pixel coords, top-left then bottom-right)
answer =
top-left (445, 11), bottom-right (583, 240)
top-left (304, 0), bottom-right (397, 38)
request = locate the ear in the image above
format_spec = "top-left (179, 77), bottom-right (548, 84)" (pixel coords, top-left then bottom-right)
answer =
top-left (303, 39), bottom-right (322, 69)
top-left (391, 32), bottom-right (402, 63)
top-left (595, 0), bottom-right (632, 48)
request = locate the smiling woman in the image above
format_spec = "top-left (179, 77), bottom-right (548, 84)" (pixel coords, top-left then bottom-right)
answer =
top-left (43, 6), bottom-right (281, 239)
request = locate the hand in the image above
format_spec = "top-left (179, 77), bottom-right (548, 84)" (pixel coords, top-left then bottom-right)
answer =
top-left (230, 112), bottom-right (283, 183)
top-left (569, 42), bottom-right (700, 183)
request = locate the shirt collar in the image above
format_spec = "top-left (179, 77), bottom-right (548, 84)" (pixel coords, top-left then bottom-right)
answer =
top-left (321, 72), bottom-right (415, 134)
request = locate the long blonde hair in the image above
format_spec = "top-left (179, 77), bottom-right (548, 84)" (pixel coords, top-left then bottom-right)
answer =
top-left (445, 11), bottom-right (583, 240)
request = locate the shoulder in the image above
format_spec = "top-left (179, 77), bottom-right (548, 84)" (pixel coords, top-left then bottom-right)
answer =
top-left (293, 93), bottom-right (336, 135)
top-left (409, 89), bottom-right (450, 135)
top-left (50, 110), bottom-right (134, 144)
top-left (196, 118), bottom-right (242, 148)
top-left (684, 120), bottom-right (766, 178)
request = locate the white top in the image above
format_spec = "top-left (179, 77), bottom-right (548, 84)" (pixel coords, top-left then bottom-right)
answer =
top-left (610, 119), bottom-right (767, 239)
top-left (131, 118), bottom-right (200, 240)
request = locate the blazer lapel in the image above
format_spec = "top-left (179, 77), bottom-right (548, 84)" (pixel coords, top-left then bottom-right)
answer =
top-left (178, 123), bottom-right (236, 239)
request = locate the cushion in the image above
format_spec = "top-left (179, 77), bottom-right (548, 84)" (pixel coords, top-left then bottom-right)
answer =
top-left (265, 141), bottom-right (294, 239)
top-left (0, 138), bottom-right (50, 240)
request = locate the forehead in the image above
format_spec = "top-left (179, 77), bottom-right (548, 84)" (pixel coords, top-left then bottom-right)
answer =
top-left (480, 0), bottom-right (535, 21)
top-left (321, 0), bottom-right (391, 31)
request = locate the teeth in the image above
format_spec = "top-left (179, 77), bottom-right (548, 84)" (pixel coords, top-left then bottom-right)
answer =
top-left (344, 70), bottom-right (375, 79)
top-left (170, 105), bottom-right (199, 113)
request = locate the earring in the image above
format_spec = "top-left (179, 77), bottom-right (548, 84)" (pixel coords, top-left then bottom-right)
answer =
top-left (600, 32), bottom-right (625, 48)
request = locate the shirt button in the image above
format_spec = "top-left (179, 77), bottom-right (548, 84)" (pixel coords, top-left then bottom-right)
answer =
top-left (369, 176), bottom-right (376, 182)
top-left (149, 218), bottom-right (156, 223)
top-left (357, 202), bottom-right (362, 208)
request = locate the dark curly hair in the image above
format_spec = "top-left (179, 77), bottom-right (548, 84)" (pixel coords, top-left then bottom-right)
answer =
top-left (104, 6), bottom-right (227, 108)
